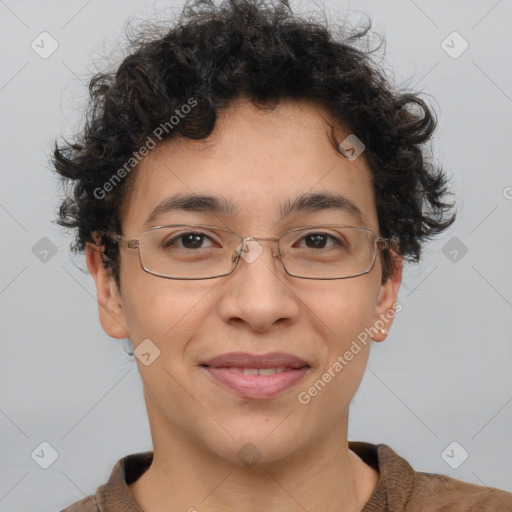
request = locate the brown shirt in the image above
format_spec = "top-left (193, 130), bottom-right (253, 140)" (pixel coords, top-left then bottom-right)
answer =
top-left (61, 441), bottom-right (512, 511)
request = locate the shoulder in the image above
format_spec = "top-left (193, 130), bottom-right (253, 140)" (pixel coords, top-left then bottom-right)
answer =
top-left (60, 494), bottom-right (99, 512)
top-left (59, 451), bottom-right (153, 511)
top-left (352, 442), bottom-right (512, 512)
top-left (374, 443), bottom-right (512, 511)
top-left (408, 471), bottom-right (512, 511)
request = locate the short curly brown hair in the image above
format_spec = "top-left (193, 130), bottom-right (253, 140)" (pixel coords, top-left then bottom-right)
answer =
top-left (51, 0), bottom-right (456, 290)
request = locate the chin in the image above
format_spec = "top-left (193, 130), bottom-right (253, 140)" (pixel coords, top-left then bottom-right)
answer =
top-left (209, 422), bottom-right (305, 468)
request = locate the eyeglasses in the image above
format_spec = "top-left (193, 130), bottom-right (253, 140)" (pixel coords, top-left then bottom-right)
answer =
top-left (110, 224), bottom-right (391, 280)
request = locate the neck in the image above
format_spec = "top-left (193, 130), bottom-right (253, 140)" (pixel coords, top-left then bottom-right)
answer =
top-left (129, 422), bottom-right (378, 512)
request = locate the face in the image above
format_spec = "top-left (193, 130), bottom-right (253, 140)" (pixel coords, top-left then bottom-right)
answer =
top-left (87, 97), bottom-right (402, 467)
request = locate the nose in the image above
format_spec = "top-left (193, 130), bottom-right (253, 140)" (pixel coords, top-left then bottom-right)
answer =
top-left (219, 236), bottom-right (299, 332)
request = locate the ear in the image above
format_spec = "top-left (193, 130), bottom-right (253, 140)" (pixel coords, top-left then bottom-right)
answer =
top-left (372, 249), bottom-right (403, 342)
top-left (85, 241), bottom-right (130, 339)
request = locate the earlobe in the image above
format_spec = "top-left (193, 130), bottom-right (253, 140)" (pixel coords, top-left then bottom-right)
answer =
top-left (372, 250), bottom-right (403, 342)
top-left (85, 242), bottom-right (130, 339)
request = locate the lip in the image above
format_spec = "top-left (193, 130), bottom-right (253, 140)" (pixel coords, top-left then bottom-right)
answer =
top-left (200, 352), bottom-right (311, 400)
top-left (200, 351), bottom-right (310, 369)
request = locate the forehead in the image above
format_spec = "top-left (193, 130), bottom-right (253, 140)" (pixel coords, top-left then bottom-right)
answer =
top-left (121, 98), bottom-right (378, 233)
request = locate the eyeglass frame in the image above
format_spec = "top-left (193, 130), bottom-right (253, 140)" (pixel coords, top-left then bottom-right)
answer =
top-left (110, 223), bottom-right (393, 280)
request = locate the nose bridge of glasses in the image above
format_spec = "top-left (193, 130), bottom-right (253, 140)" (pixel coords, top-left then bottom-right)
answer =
top-left (233, 235), bottom-right (281, 263)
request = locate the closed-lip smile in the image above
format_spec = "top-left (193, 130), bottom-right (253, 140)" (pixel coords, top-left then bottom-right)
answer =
top-left (200, 351), bottom-right (311, 400)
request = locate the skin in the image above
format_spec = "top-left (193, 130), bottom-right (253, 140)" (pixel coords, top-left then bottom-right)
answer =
top-left (86, 97), bottom-right (402, 512)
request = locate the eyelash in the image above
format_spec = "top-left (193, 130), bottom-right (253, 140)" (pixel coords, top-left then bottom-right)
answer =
top-left (163, 231), bottom-right (345, 250)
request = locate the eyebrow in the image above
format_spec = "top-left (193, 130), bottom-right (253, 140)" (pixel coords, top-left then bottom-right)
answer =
top-left (144, 194), bottom-right (237, 226)
top-left (144, 191), bottom-right (364, 226)
top-left (281, 192), bottom-right (364, 224)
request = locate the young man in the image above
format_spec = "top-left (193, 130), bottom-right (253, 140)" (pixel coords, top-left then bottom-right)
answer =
top-left (53, 0), bottom-right (512, 510)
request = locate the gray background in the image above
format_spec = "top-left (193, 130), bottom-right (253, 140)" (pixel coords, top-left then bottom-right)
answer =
top-left (1, 0), bottom-right (511, 510)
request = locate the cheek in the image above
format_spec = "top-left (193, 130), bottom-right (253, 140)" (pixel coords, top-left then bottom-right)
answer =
top-left (120, 256), bottom-right (206, 348)
top-left (307, 276), bottom-right (380, 347)
top-left (302, 280), bottom-right (379, 412)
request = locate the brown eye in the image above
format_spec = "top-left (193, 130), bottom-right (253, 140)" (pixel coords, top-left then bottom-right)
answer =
top-left (304, 233), bottom-right (330, 249)
top-left (163, 232), bottom-right (216, 250)
top-left (294, 232), bottom-right (345, 250)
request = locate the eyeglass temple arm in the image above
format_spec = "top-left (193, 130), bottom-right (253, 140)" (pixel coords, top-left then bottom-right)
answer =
top-left (111, 234), bottom-right (139, 249)
top-left (377, 236), bottom-right (397, 251)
